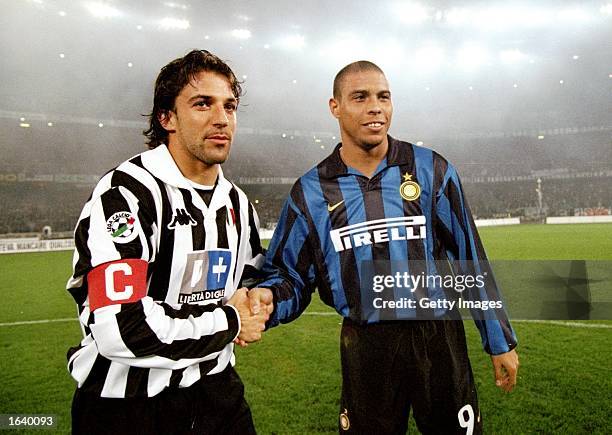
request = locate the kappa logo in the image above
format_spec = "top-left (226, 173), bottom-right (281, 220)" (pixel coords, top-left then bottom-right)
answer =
top-left (168, 208), bottom-right (197, 229)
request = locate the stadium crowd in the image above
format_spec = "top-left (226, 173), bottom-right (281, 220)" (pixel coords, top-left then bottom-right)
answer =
top-left (2, 175), bottom-right (610, 233)
top-left (2, 120), bottom-right (610, 234)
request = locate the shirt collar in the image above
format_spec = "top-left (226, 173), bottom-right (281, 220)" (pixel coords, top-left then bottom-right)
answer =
top-left (318, 135), bottom-right (413, 180)
top-left (141, 144), bottom-right (232, 194)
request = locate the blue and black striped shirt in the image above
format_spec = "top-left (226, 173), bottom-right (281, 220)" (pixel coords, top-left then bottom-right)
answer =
top-left (260, 136), bottom-right (517, 355)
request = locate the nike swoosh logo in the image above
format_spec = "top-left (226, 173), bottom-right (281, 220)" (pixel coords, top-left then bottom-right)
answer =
top-left (327, 200), bottom-right (344, 212)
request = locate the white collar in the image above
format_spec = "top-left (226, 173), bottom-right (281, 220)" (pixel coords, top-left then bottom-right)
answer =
top-left (140, 144), bottom-right (232, 193)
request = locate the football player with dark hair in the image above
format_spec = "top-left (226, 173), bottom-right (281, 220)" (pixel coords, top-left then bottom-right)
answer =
top-left (67, 49), bottom-right (273, 434)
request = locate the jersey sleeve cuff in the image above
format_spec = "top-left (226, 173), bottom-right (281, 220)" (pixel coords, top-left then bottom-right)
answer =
top-left (259, 284), bottom-right (281, 329)
top-left (487, 340), bottom-right (518, 355)
top-left (222, 304), bottom-right (241, 342)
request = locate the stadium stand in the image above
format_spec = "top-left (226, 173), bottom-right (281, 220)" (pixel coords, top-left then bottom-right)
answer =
top-left (1, 118), bottom-right (610, 233)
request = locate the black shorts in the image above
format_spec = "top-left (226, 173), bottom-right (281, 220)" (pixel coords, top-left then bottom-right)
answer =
top-left (339, 318), bottom-right (482, 435)
top-left (72, 365), bottom-right (255, 435)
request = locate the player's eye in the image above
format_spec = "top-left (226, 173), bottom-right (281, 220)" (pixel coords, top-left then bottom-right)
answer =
top-left (353, 94), bottom-right (365, 101)
top-left (225, 103), bottom-right (237, 112)
top-left (194, 100), bottom-right (210, 108)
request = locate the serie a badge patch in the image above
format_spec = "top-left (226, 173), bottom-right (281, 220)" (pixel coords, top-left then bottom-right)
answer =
top-left (106, 211), bottom-right (138, 243)
top-left (399, 172), bottom-right (421, 201)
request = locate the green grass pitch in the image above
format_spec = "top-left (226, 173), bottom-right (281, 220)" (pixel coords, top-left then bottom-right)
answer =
top-left (0, 224), bottom-right (611, 434)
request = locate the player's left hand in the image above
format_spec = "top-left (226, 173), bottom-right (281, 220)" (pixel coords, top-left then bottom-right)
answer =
top-left (247, 287), bottom-right (274, 316)
top-left (491, 349), bottom-right (519, 392)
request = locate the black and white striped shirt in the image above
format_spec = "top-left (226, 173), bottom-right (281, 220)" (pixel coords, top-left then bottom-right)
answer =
top-left (66, 145), bottom-right (264, 398)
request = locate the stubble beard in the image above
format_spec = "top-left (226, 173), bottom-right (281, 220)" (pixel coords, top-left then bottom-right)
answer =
top-left (187, 141), bottom-right (230, 166)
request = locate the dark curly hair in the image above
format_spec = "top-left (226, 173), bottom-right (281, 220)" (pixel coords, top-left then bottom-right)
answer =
top-left (143, 49), bottom-right (243, 149)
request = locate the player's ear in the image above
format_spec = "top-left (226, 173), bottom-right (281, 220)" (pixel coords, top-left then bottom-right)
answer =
top-left (158, 109), bottom-right (176, 132)
top-left (329, 97), bottom-right (340, 119)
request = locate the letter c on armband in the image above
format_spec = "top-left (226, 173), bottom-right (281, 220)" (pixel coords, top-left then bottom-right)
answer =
top-left (87, 259), bottom-right (148, 311)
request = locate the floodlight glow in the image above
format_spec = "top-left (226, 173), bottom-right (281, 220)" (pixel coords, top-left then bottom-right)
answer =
top-left (59, 53), bottom-right (65, 58)
top-left (280, 34), bottom-right (305, 50)
top-left (20, 123), bottom-right (30, 128)
top-left (231, 28), bottom-right (251, 39)
top-left (47, 122), bottom-right (53, 127)
top-left (160, 18), bottom-right (190, 30)
top-left (394, 2), bottom-right (430, 25)
top-left (374, 39), bottom-right (405, 67)
top-left (538, 135), bottom-right (544, 140)
top-left (414, 45), bottom-right (445, 72)
top-left (98, 123), bottom-right (104, 128)
top-left (483, 6), bottom-right (550, 30)
top-left (456, 44), bottom-right (488, 71)
top-left (127, 62), bottom-right (133, 68)
top-left (445, 8), bottom-right (470, 26)
top-left (500, 49), bottom-right (527, 65)
top-left (557, 8), bottom-right (591, 23)
top-left (85, 2), bottom-right (121, 19)
top-left (20, 117), bottom-right (25, 121)
top-left (416, 141), bottom-right (424, 146)
top-left (319, 32), bottom-right (368, 64)
top-left (58, 10), bottom-right (67, 17)
top-left (164, 2), bottom-right (188, 10)
top-left (446, 6), bottom-right (551, 30)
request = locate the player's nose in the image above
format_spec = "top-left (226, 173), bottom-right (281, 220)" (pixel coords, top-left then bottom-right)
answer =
top-left (211, 104), bottom-right (229, 127)
top-left (366, 102), bottom-right (382, 115)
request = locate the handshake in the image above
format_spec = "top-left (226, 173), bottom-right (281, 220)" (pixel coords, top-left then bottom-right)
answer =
top-left (227, 287), bottom-right (274, 348)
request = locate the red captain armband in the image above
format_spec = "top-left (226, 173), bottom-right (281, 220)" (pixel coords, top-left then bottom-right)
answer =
top-left (87, 259), bottom-right (148, 311)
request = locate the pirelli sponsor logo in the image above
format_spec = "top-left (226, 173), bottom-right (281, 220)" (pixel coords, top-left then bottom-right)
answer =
top-left (330, 216), bottom-right (426, 252)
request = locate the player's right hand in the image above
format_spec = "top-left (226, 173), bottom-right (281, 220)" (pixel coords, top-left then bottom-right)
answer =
top-left (228, 288), bottom-right (269, 347)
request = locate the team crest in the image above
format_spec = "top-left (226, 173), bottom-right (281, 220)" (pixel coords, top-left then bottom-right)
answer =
top-left (339, 408), bottom-right (350, 431)
top-left (399, 172), bottom-right (421, 202)
top-left (106, 211), bottom-right (138, 243)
